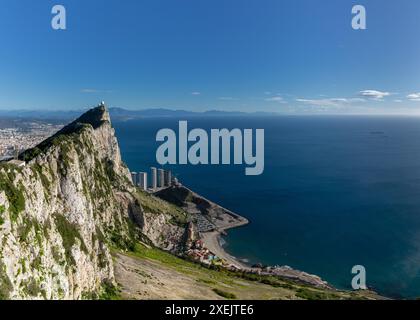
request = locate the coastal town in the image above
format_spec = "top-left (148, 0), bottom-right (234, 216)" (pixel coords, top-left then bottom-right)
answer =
top-left (0, 120), bottom-right (63, 160)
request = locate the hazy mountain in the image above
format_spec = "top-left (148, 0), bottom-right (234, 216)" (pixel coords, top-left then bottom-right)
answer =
top-left (0, 107), bottom-right (278, 122)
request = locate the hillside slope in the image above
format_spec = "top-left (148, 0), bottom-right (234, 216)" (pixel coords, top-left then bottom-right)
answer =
top-left (0, 105), bottom-right (187, 299)
top-left (114, 244), bottom-right (382, 300)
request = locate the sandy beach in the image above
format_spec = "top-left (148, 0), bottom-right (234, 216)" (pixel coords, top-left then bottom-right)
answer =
top-left (200, 221), bottom-right (249, 270)
top-left (156, 184), bottom-right (250, 269)
top-left (180, 186), bottom-right (251, 269)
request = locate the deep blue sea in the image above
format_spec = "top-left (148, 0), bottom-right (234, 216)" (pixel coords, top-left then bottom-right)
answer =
top-left (113, 116), bottom-right (420, 299)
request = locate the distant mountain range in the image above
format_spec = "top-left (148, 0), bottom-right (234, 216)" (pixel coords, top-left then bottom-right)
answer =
top-left (0, 107), bottom-right (279, 121)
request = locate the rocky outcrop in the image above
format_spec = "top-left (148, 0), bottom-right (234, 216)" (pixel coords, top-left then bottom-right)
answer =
top-left (0, 105), bottom-right (187, 299)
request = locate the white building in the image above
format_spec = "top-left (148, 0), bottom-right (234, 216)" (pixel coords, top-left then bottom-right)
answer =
top-left (150, 167), bottom-right (157, 190)
top-left (137, 172), bottom-right (148, 191)
top-left (131, 172), bottom-right (138, 186)
top-left (164, 170), bottom-right (172, 187)
top-left (158, 169), bottom-right (165, 188)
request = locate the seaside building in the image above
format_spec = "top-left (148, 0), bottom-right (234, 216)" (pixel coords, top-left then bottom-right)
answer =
top-left (158, 169), bottom-right (165, 188)
top-left (164, 170), bottom-right (172, 187)
top-left (131, 172), bottom-right (138, 186)
top-left (137, 172), bottom-right (148, 191)
top-left (150, 167), bottom-right (157, 190)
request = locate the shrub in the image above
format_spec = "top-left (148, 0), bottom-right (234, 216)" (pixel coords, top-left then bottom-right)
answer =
top-left (295, 288), bottom-right (340, 300)
top-left (99, 282), bottom-right (121, 300)
top-left (0, 205), bottom-right (5, 225)
top-left (0, 169), bottom-right (25, 220)
top-left (54, 214), bottom-right (88, 266)
top-left (212, 288), bottom-right (237, 299)
top-left (0, 262), bottom-right (13, 299)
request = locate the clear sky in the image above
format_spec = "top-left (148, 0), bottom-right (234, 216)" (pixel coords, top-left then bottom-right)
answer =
top-left (0, 0), bottom-right (419, 114)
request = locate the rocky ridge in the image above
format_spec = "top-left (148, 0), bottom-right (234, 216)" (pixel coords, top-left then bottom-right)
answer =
top-left (0, 105), bottom-right (188, 299)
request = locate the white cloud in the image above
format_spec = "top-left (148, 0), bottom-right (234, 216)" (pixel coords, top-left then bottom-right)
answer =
top-left (407, 93), bottom-right (420, 101)
top-left (191, 92), bottom-right (201, 96)
top-left (218, 97), bottom-right (238, 101)
top-left (296, 98), bottom-right (364, 107)
top-left (265, 96), bottom-right (286, 103)
top-left (81, 88), bottom-right (111, 93)
top-left (359, 90), bottom-right (391, 100)
top-left (81, 88), bottom-right (99, 93)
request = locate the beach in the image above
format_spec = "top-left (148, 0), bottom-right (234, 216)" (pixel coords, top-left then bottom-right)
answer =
top-left (200, 221), bottom-right (249, 270)
top-left (155, 184), bottom-right (250, 269)
top-left (179, 185), bottom-right (250, 268)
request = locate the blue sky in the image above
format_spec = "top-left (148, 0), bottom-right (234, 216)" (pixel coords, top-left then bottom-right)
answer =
top-left (0, 0), bottom-right (419, 114)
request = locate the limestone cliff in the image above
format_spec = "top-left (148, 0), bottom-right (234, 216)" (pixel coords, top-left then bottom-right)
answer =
top-left (0, 105), bottom-right (187, 299)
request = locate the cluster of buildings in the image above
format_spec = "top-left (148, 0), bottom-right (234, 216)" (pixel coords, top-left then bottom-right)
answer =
top-left (0, 123), bottom-right (63, 161)
top-left (131, 167), bottom-right (176, 191)
top-left (185, 240), bottom-right (225, 267)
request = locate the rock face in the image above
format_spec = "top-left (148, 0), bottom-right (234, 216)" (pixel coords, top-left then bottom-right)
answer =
top-left (0, 105), bottom-right (187, 299)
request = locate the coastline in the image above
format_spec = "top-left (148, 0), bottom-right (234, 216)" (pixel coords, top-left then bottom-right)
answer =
top-left (178, 185), bottom-right (250, 269)
top-left (196, 199), bottom-right (333, 289)
top-left (200, 218), bottom-right (250, 270)
top-left (155, 184), bottom-right (333, 289)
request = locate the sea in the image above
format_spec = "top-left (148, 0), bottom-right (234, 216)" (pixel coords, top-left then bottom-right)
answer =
top-left (113, 115), bottom-right (420, 299)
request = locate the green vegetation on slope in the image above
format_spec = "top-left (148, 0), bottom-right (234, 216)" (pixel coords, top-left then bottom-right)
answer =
top-left (0, 205), bottom-right (5, 225)
top-left (107, 218), bottom-right (139, 252)
top-left (20, 106), bottom-right (107, 163)
top-left (82, 281), bottom-right (122, 300)
top-left (54, 214), bottom-right (88, 267)
top-left (213, 288), bottom-right (237, 299)
top-left (0, 261), bottom-right (13, 300)
top-left (31, 164), bottom-right (52, 199)
top-left (118, 243), bottom-right (376, 300)
top-left (136, 189), bottom-right (189, 227)
top-left (0, 164), bottom-right (26, 221)
top-left (98, 282), bottom-right (122, 300)
top-left (20, 123), bottom-right (89, 163)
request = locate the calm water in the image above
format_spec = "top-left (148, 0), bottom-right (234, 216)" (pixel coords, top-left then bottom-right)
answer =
top-left (113, 116), bottom-right (420, 299)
